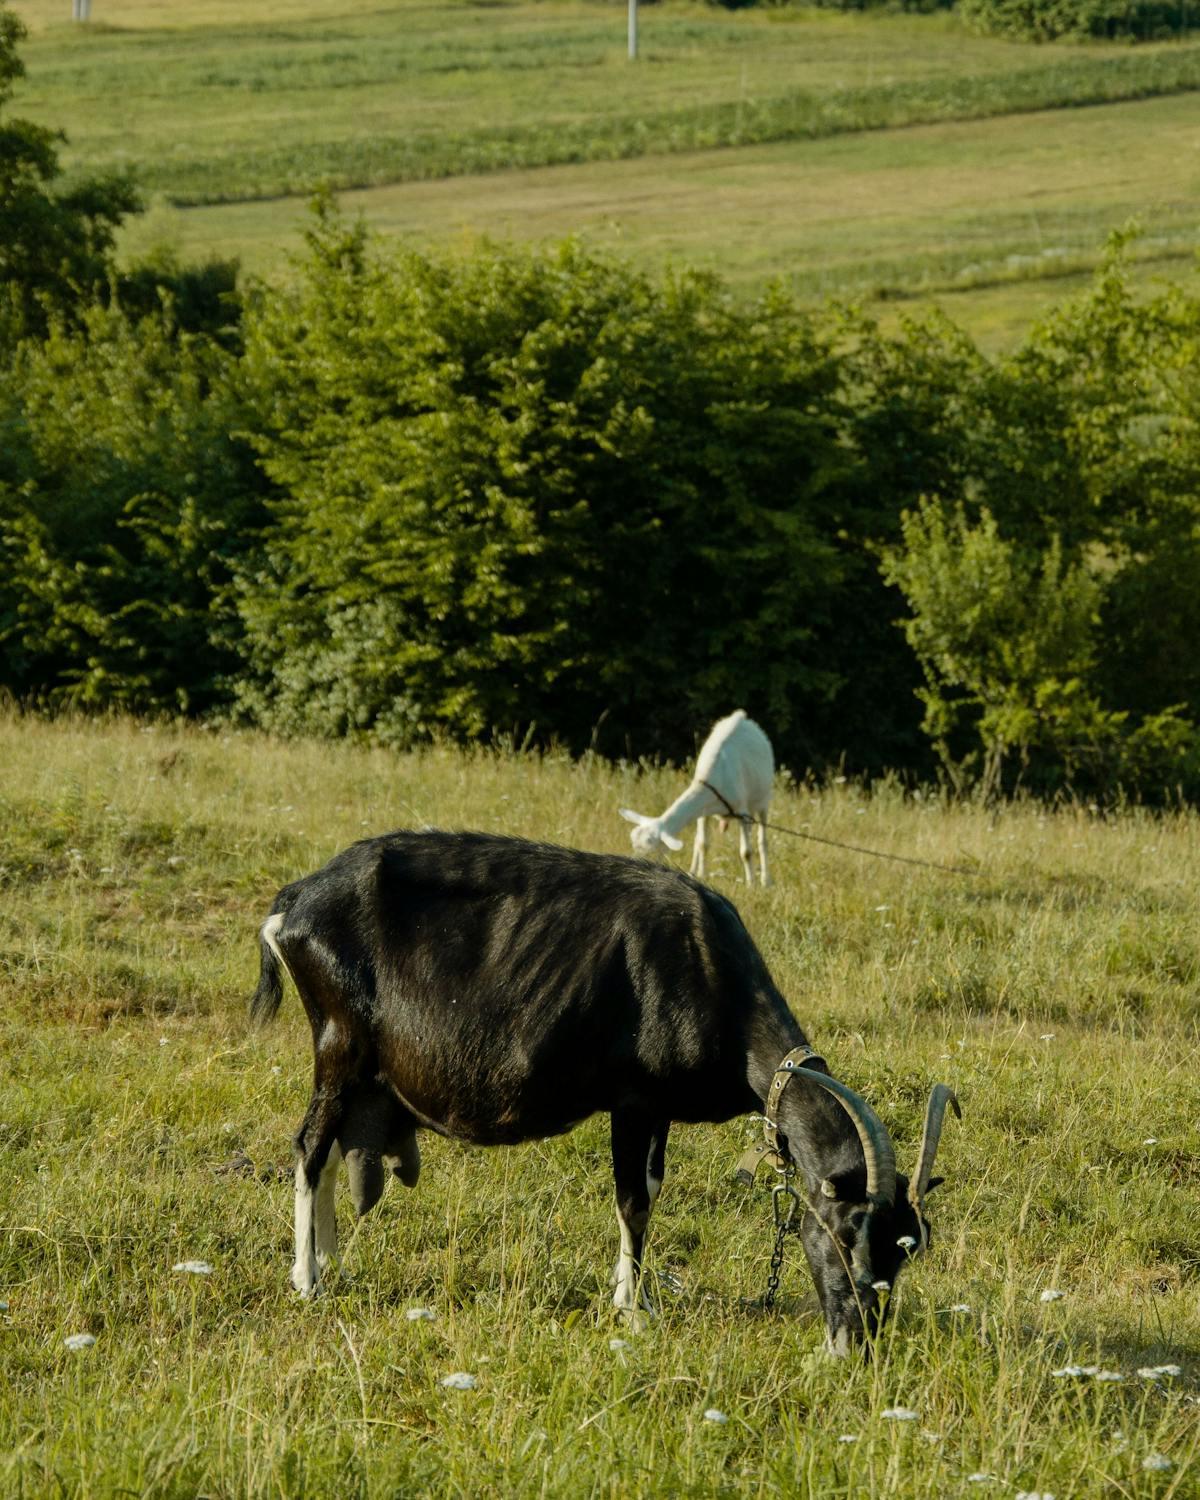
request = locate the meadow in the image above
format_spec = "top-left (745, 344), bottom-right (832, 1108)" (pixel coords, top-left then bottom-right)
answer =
top-left (8, 0), bottom-right (1200, 345)
top-left (1, 712), bottom-right (1197, 1497)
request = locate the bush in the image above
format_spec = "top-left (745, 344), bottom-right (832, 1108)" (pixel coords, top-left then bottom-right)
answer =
top-left (960, 0), bottom-right (1193, 41)
top-left (231, 204), bottom-right (864, 762)
top-left (0, 8), bottom-right (141, 343)
top-left (0, 305), bottom-right (264, 712)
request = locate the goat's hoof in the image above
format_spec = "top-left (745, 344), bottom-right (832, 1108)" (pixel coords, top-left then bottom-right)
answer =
top-left (291, 1265), bottom-right (320, 1297)
top-left (616, 1306), bottom-right (655, 1333)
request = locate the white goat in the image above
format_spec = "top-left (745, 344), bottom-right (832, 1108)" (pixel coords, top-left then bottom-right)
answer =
top-left (620, 710), bottom-right (774, 885)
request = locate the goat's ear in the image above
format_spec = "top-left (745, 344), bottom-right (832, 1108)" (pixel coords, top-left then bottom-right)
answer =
top-left (619, 808), bottom-right (648, 827)
top-left (818, 1169), bottom-right (867, 1203)
top-left (660, 830), bottom-right (684, 851)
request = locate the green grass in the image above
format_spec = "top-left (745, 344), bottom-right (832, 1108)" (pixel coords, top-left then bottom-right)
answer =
top-left (119, 89), bottom-right (1200, 352)
top-left (1, 713), bottom-right (1198, 1496)
top-left (13, 2), bottom-right (1198, 205)
top-left (11, 0), bottom-right (1200, 344)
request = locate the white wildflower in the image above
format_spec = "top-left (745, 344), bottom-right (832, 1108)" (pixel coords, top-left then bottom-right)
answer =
top-left (609, 1338), bottom-right (630, 1352)
top-left (950, 1303), bottom-right (972, 1313)
top-left (966, 1476), bottom-right (996, 1485)
top-left (881, 1407), bottom-right (920, 1421)
top-left (1039, 1034), bottom-right (1055, 1042)
top-left (1094, 1370), bottom-right (1123, 1382)
top-left (406, 1307), bottom-right (436, 1322)
top-left (1137, 1364), bottom-right (1181, 1379)
top-left (0, 1300), bottom-right (8, 1313)
top-left (272, 1066), bottom-right (282, 1076)
top-left (440, 1372), bottom-right (477, 1390)
top-left (1142, 1454), bottom-right (1173, 1473)
top-left (703, 1409), bottom-right (729, 1425)
top-left (896, 1236), bottom-right (917, 1251)
top-left (838, 1434), bottom-right (858, 1444)
top-left (166, 855), bottom-right (185, 868)
top-left (872, 1280), bottom-right (891, 1292)
top-left (1015, 1492), bottom-right (1055, 1500)
top-left (64, 1333), bottom-right (96, 1350)
top-left (874, 905), bottom-right (890, 913)
top-left (1039, 1288), bottom-right (1065, 1303)
top-left (1143, 1137), bottom-right (1157, 1145)
top-left (173, 1260), bottom-right (213, 1275)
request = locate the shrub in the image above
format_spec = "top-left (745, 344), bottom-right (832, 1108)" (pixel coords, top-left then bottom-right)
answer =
top-left (960, 0), bottom-right (1193, 41)
top-left (0, 305), bottom-right (263, 712)
top-left (231, 204), bottom-right (862, 762)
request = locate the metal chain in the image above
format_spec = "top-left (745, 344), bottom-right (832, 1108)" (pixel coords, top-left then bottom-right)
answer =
top-left (763, 1179), bottom-right (802, 1311)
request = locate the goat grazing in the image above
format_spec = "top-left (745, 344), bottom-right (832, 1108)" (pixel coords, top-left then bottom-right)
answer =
top-left (620, 709), bottom-right (773, 884)
top-left (251, 830), bottom-right (956, 1353)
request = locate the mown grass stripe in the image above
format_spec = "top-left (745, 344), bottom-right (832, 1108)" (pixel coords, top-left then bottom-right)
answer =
top-left (131, 45), bottom-right (1200, 206)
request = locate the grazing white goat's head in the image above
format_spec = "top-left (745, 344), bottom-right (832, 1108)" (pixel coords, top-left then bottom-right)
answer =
top-left (619, 808), bottom-right (682, 858)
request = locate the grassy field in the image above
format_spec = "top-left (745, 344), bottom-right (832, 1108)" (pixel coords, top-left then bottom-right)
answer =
top-left (8, 0), bottom-right (1200, 345)
top-left (1, 713), bottom-right (1198, 1496)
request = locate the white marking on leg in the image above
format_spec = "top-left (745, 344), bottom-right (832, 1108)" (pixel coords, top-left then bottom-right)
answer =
top-left (292, 1158), bottom-right (318, 1297)
top-left (612, 1207), bottom-right (654, 1320)
top-left (612, 1211), bottom-right (640, 1314)
top-left (314, 1142), bottom-right (342, 1277)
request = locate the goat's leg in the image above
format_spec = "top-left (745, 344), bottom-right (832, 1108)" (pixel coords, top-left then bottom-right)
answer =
top-left (689, 817), bottom-right (707, 879)
top-left (738, 817), bottom-right (754, 884)
top-left (757, 816), bottom-right (771, 887)
top-left (610, 1111), bottom-right (670, 1322)
top-left (292, 1086), bottom-right (344, 1297)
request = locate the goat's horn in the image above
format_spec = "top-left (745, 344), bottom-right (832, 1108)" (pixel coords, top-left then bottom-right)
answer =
top-left (791, 1068), bottom-right (898, 1209)
top-left (907, 1084), bottom-right (961, 1213)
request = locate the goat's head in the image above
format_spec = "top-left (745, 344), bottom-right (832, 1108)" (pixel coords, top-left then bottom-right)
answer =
top-left (787, 1076), bottom-right (959, 1355)
top-left (619, 808), bottom-right (683, 857)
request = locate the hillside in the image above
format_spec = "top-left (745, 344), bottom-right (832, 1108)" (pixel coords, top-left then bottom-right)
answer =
top-left (0, 714), bottom-right (1197, 1494)
top-left (9, 0), bottom-right (1200, 344)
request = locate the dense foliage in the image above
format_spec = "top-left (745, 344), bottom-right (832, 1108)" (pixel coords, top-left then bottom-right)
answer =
top-left (3, 0), bottom-right (1200, 797)
top-left (0, 10), bottom-right (142, 343)
top-left (232, 205), bottom-right (869, 761)
top-left (959, 0), bottom-right (1193, 40)
top-left (5, 194), bottom-right (1200, 797)
top-left (728, 0), bottom-right (1194, 38)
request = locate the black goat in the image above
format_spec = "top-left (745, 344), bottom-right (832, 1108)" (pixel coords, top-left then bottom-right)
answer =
top-left (251, 830), bottom-right (956, 1351)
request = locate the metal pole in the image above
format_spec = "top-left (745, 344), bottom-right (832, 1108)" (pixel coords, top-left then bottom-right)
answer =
top-left (628, 0), bottom-right (637, 60)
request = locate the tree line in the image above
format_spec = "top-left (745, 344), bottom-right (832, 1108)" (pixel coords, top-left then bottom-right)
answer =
top-left (789, 0), bottom-right (1191, 43)
top-left (3, 10), bottom-right (1200, 800)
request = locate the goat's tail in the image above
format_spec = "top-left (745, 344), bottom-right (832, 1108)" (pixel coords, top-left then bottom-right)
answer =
top-left (250, 896), bottom-right (296, 1026)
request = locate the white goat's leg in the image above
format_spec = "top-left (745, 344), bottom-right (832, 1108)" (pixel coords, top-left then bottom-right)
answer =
top-left (314, 1141), bottom-right (343, 1278)
top-left (292, 1158), bottom-right (319, 1297)
top-left (690, 817), bottom-right (707, 878)
top-left (757, 817), bottom-right (771, 887)
top-left (738, 817), bottom-right (754, 884)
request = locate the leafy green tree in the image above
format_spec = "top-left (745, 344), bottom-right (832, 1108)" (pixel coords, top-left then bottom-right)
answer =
top-left (0, 7), bottom-right (140, 342)
top-left (232, 204), bottom-right (855, 759)
top-left (880, 502), bottom-right (1109, 796)
top-left (0, 304), bottom-right (263, 711)
top-left (961, 0), bottom-right (1189, 39)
